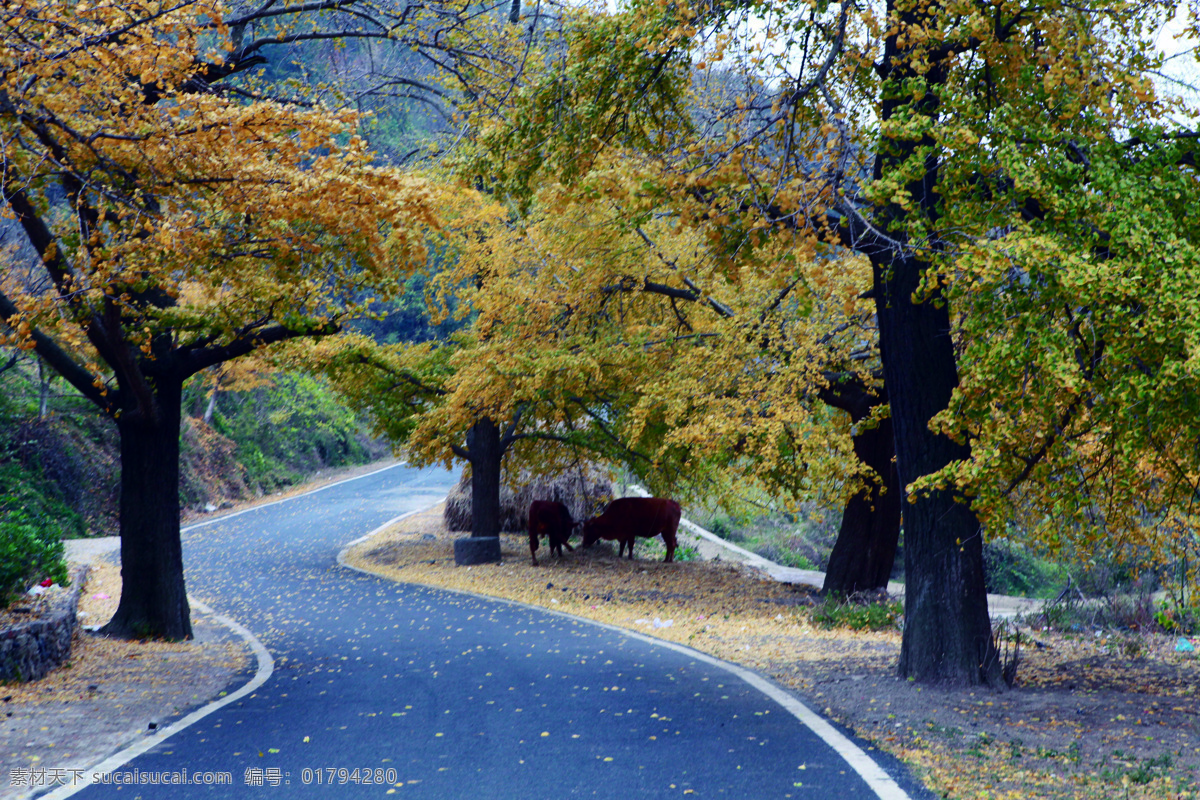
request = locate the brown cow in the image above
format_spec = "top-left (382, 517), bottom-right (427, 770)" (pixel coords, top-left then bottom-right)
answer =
top-left (528, 500), bottom-right (576, 566)
top-left (581, 497), bottom-right (681, 562)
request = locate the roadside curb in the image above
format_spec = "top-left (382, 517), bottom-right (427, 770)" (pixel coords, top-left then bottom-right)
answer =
top-left (337, 507), bottom-right (915, 800)
top-left (631, 485), bottom-right (1045, 620)
top-left (1, 566), bottom-right (88, 685)
top-left (36, 598), bottom-right (273, 800)
top-left (40, 460), bottom-right (411, 799)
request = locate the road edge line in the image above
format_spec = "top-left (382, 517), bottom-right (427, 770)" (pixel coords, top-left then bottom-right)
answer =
top-left (181, 460), bottom-right (407, 533)
top-left (336, 522), bottom-right (912, 800)
top-left (335, 505), bottom-right (444, 570)
top-left (38, 600), bottom-right (275, 799)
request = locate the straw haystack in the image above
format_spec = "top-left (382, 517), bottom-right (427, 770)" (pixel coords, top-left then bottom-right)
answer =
top-left (443, 465), bottom-right (614, 533)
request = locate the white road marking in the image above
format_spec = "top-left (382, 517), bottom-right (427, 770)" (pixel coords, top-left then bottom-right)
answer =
top-left (337, 527), bottom-right (915, 800)
top-left (43, 460), bottom-right (415, 799)
top-left (40, 599), bottom-right (273, 800)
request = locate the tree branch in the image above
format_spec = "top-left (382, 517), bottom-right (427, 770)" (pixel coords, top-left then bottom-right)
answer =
top-left (181, 321), bottom-right (342, 377)
top-left (0, 289), bottom-right (115, 412)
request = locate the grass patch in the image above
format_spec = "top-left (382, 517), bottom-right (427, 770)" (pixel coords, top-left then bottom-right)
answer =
top-left (810, 595), bottom-right (902, 632)
top-left (686, 502), bottom-right (839, 571)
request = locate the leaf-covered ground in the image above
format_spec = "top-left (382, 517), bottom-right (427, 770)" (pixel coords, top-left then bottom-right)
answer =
top-left (345, 505), bottom-right (1200, 800)
top-left (0, 559), bottom-right (248, 794)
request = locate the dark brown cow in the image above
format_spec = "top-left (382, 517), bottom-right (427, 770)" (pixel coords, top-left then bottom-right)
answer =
top-left (528, 500), bottom-right (576, 566)
top-left (581, 497), bottom-right (681, 562)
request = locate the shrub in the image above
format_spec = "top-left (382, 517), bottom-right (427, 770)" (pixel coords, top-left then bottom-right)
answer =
top-left (0, 458), bottom-right (78, 608)
top-left (0, 510), bottom-right (68, 608)
top-left (811, 596), bottom-right (903, 631)
top-left (982, 539), bottom-right (1067, 598)
top-left (1153, 595), bottom-right (1200, 635)
top-left (758, 544), bottom-right (816, 570)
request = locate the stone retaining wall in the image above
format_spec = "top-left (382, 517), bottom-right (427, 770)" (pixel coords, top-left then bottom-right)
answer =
top-left (0, 566), bottom-right (88, 683)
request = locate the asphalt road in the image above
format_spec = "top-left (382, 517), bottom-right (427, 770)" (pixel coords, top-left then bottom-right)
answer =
top-left (66, 463), bottom-right (912, 799)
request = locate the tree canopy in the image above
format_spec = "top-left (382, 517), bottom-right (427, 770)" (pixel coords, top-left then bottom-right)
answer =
top-left (429, 0), bottom-right (1200, 685)
top-left (0, 0), bottom-right (456, 637)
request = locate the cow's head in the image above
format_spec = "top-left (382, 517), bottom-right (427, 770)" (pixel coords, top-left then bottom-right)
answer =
top-left (581, 518), bottom-right (601, 548)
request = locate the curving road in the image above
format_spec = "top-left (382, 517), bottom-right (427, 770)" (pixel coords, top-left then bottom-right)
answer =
top-left (61, 463), bottom-right (918, 799)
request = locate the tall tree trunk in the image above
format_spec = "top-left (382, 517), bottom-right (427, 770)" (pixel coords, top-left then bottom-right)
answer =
top-left (874, 254), bottom-right (1001, 687)
top-left (467, 417), bottom-right (502, 539)
top-left (866, 0), bottom-right (1003, 687)
top-left (202, 389), bottom-right (218, 426)
top-left (101, 378), bottom-right (192, 640)
top-left (822, 415), bottom-right (902, 595)
top-left (37, 358), bottom-right (50, 419)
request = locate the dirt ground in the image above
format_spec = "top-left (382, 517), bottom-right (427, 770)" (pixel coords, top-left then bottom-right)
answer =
top-left (0, 555), bottom-right (250, 799)
top-left (6, 461), bottom-right (1200, 800)
top-left (344, 505), bottom-right (1200, 800)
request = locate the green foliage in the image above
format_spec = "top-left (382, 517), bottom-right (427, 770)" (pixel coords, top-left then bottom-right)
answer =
top-left (982, 539), bottom-right (1069, 598)
top-left (0, 512), bottom-right (68, 608)
top-left (350, 248), bottom-right (470, 345)
top-left (810, 596), bottom-right (903, 632)
top-left (634, 536), bottom-right (699, 563)
top-left (1100, 751), bottom-right (1175, 786)
top-left (690, 500), bottom-right (838, 571)
top-left (0, 461), bottom-right (74, 608)
top-left (0, 352), bottom-right (119, 533)
top-left (198, 373), bottom-right (375, 492)
top-left (1153, 596), bottom-right (1200, 635)
top-left (456, 0), bottom-right (695, 206)
top-left (941, 131), bottom-right (1200, 577)
top-left (702, 513), bottom-right (737, 540)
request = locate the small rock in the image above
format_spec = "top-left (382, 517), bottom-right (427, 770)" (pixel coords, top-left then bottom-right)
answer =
top-left (203, 503), bottom-right (217, 513)
top-left (87, 685), bottom-right (99, 692)
top-left (148, 720), bottom-right (158, 730)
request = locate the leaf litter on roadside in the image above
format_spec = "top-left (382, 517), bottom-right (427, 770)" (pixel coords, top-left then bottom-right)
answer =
top-left (347, 504), bottom-right (1200, 800)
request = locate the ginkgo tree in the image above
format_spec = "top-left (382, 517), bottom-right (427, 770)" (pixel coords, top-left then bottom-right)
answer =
top-left (313, 176), bottom-right (887, 578)
top-left (0, 0), bottom-right (457, 639)
top-left (451, 0), bottom-right (1200, 686)
top-left (437, 2), bottom-right (908, 590)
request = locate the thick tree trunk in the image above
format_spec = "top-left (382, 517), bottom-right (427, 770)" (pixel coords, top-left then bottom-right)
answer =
top-left (874, 255), bottom-right (1001, 687)
top-left (822, 415), bottom-right (902, 595)
top-left (468, 417), bottom-right (502, 539)
top-left (101, 379), bottom-right (192, 640)
top-left (864, 0), bottom-right (1003, 686)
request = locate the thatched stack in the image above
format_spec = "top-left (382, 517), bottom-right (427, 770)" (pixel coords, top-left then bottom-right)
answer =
top-left (443, 465), bottom-right (614, 532)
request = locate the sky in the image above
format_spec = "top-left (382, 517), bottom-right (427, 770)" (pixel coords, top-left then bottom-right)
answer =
top-left (1155, 0), bottom-right (1200, 114)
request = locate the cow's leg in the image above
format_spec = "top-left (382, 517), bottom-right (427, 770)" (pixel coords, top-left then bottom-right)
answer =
top-left (529, 532), bottom-right (540, 566)
top-left (663, 531), bottom-right (676, 563)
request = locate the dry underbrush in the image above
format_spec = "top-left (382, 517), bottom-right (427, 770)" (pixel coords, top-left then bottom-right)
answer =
top-left (345, 504), bottom-right (1200, 800)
